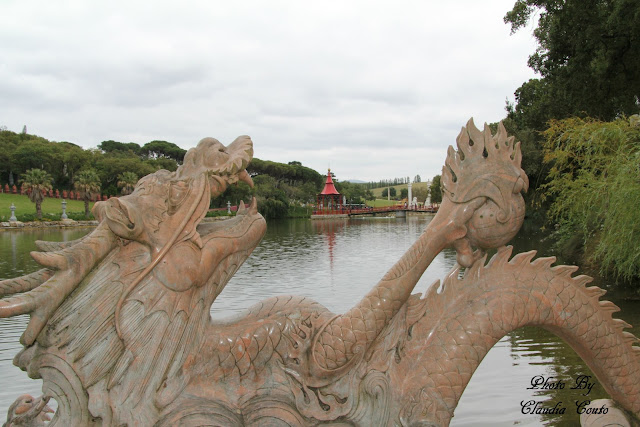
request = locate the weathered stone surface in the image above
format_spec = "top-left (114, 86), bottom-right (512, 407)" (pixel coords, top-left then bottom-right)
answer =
top-left (3, 394), bottom-right (54, 426)
top-left (580, 399), bottom-right (633, 427)
top-left (1, 122), bottom-right (639, 426)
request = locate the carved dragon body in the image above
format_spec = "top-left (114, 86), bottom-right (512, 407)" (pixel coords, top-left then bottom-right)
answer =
top-left (1, 120), bottom-right (638, 426)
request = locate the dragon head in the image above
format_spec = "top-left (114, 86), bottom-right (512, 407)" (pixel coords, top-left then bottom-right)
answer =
top-left (442, 118), bottom-right (528, 250)
top-left (0, 135), bottom-right (263, 347)
top-left (93, 136), bottom-right (255, 250)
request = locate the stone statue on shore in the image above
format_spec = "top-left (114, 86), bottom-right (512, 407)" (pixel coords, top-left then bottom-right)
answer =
top-left (1, 119), bottom-right (638, 426)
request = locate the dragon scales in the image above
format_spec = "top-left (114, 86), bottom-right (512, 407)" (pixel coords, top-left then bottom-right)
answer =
top-left (1, 120), bottom-right (639, 426)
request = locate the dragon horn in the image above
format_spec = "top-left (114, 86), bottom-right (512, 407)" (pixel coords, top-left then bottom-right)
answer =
top-left (0, 269), bottom-right (54, 297)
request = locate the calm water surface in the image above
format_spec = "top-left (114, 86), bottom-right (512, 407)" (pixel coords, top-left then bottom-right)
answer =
top-left (1, 217), bottom-right (638, 426)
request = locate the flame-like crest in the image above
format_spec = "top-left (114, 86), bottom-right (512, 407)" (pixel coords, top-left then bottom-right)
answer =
top-left (442, 118), bottom-right (528, 204)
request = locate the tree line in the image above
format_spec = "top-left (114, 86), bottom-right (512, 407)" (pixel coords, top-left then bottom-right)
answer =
top-left (361, 175), bottom-right (422, 190)
top-left (0, 129), bottom-right (333, 220)
top-left (212, 162), bottom-right (381, 218)
top-left (0, 129), bottom-right (186, 197)
top-left (0, 126), bottom-right (447, 220)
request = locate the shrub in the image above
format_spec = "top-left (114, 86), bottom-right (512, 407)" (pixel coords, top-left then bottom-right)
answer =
top-left (542, 117), bottom-right (640, 280)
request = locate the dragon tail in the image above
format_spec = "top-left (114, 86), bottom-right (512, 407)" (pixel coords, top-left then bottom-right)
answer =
top-left (396, 246), bottom-right (640, 426)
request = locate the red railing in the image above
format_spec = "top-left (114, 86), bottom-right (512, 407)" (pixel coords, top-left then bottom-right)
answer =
top-left (312, 205), bottom-right (438, 216)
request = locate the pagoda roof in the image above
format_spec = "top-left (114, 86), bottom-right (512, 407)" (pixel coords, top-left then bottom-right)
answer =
top-left (320, 169), bottom-right (340, 195)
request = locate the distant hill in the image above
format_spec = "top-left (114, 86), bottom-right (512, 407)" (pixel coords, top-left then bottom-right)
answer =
top-left (343, 179), bottom-right (366, 184)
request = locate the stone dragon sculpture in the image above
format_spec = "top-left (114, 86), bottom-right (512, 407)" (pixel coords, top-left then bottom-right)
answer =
top-left (1, 120), bottom-right (639, 426)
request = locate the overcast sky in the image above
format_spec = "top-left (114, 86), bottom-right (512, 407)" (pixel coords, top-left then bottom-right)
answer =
top-left (1, 1), bottom-right (538, 182)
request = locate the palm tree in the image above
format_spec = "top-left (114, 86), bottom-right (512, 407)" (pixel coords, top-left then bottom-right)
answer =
top-left (20, 168), bottom-right (53, 220)
top-left (74, 169), bottom-right (101, 218)
top-left (117, 171), bottom-right (138, 195)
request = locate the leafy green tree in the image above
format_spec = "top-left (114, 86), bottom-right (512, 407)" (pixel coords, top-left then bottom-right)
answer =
top-left (98, 140), bottom-right (141, 155)
top-left (2, 130), bottom-right (92, 188)
top-left (381, 187), bottom-right (397, 199)
top-left (145, 157), bottom-right (179, 172)
top-left (248, 158), bottom-right (323, 188)
top-left (216, 181), bottom-right (254, 209)
top-left (253, 175), bottom-right (288, 219)
top-left (0, 129), bottom-right (21, 185)
top-left (58, 142), bottom-right (93, 188)
top-left (94, 154), bottom-right (156, 195)
top-left (502, 0), bottom-right (640, 214)
top-left (280, 181), bottom-right (319, 205)
top-left (429, 175), bottom-right (442, 204)
top-left (117, 171), bottom-right (138, 195)
top-left (541, 117), bottom-right (640, 281)
top-left (297, 181), bottom-right (320, 203)
top-left (400, 188), bottom-right (408, 199)
top-left (21, 168), bottom-right (53, 220)
top-left (335, 181), bottom-right (367, 204)
top-left (74, 169), bottom-right (101, 218)
top-left (141, 140), bottom-right (186, 163)
top-left (241, 157), bottom-right (323, 216)
top-left (505, 0), bottom-right (640, 125)
top-left (11, 139), bottom-right (62, 177)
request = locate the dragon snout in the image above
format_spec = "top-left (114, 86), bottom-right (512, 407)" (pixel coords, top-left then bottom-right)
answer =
top-left (97, 197), bottom-right (141, 239)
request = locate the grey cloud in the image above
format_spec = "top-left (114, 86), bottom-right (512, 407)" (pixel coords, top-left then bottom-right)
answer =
top-left (0, 0), bottom-right (537, 181)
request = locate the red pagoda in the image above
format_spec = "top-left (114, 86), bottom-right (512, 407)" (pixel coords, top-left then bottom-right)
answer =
top-left (316, 169), bottom-right (342, 212)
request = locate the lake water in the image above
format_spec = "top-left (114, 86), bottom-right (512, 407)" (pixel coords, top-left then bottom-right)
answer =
top-left (1, 217), bottom-right (638, 426)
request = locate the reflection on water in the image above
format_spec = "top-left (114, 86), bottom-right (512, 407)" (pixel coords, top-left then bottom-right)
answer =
top-left (211, 216), bottom-right (453, 318)
top-left (455, 227), bottom-right (640, 426)
top-left (0, 219), bottom-right (638, 426)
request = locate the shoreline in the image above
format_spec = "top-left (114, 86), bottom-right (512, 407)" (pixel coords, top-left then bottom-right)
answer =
top-left (0, 219), bottom-right (99, 230)
top-left (0, 215), bottom-right (234, 230)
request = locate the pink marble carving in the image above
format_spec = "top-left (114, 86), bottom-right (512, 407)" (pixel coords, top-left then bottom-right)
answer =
top-left (3, 394), bottom-right (53, 426)
top-left (0, 122), bottom-right (638, 426)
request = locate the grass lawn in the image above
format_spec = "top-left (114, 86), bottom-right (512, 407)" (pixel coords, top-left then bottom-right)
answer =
top-left (0, 193), bottom-right (94, 221)
top-left (370, 181), bottom-right (430, 198)
top-left (366, 199), bottom-right (400, 208)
